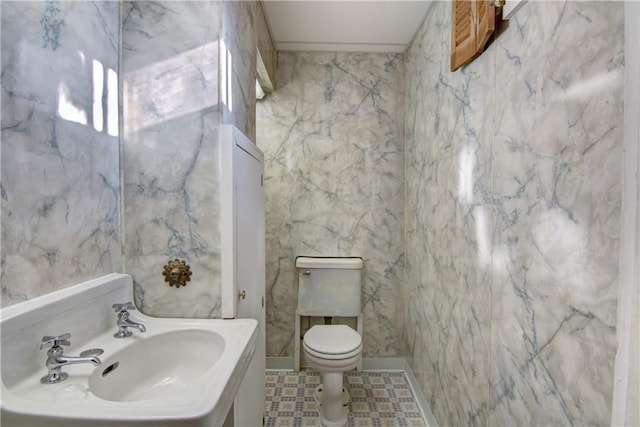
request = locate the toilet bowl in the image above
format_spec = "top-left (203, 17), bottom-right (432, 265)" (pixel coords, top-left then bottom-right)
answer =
top-left (303, 324), bottom-right (362, 427)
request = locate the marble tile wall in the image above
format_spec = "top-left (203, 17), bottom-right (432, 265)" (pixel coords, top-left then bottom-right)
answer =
top-left (121, 0), bottom-right (258, 318)
top-left (121, 1), bottom-right (222, 317)
top-left (404, 2), bottom-right (623, 425)
top-left (256, 52), bottom-right (405, 358)
top-left (2, 0), bottom-right (260, 315)
top-left (489, 2), bottom-right (623, 424)
top-left (222, 0), bottom-right (257, 141)
top-left (404, 3), bottom-right (493, 424)
top-left (1, 1), bottom-right (120, 307)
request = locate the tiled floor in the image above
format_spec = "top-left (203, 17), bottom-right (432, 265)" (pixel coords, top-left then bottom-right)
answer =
top-left (265, 370), bottom-right (426, 427)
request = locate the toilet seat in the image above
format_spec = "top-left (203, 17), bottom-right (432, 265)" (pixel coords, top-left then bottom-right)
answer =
top-left (304, 342), bottom-right (362, 360)
top-left (303, 325), bottom-right (362, 360)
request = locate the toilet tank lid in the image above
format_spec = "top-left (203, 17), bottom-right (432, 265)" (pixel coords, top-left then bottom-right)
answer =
top-left (296, 257), bottom-right (363, 269)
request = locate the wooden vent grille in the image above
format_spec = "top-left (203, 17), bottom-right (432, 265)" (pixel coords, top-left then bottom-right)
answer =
top-left (450, 0), bottom-right (496, 71)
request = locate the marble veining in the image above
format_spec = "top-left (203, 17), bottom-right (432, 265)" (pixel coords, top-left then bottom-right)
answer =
top-left (256, 52), bottom-right (405, 358)
top-left (222, 0), bottom-right (257, 141)
top-left (489, 2), bottom-right (622, 425)
top-left (121, 0), bottom-right (223, 318)
top-left (1, 1), bottom-right (120, 307)
top-left (121, 0), bottom-right (259, 318)
top-left (404, 1), bottom-right (623, 425)
top-left (2, 2), bottom-right (626, 424)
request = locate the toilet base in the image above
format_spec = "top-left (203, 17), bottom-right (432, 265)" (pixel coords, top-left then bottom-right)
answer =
top-left (313, 372), bottom-right (350, 427)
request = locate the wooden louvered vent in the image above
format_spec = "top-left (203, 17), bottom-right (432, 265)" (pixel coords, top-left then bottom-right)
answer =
top-left (450, 0), bottom-right (496, 71)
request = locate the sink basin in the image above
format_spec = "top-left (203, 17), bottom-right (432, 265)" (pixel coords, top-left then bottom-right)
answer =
top-left (1, 274), bottom-right (258, 427)
top-left (89, 329), bottom-right (225, 402)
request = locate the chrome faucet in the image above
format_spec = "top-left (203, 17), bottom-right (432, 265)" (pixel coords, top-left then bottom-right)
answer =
top-left (113, 302), bottom-right (146, 338)
top-left (40, 333), bottom-right (101, 384)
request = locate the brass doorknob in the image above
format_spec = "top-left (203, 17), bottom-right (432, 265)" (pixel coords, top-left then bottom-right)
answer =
top-left (239, 290), bottom-right (246, 300)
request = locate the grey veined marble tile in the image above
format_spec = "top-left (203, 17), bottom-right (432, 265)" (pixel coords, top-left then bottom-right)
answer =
top-left (257, 52), bottom-right (405, 359)
top-left (1, 1), bottom-right (120, 307)
top-left (403, 1), bottom-right (623, 426)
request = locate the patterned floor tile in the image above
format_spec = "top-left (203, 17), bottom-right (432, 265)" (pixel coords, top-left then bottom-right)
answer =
top-left (265, 370), bottom-right (425, 427)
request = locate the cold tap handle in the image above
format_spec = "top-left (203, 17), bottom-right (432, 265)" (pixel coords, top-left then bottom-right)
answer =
top-left (40, 333), bottom-right (71, 350)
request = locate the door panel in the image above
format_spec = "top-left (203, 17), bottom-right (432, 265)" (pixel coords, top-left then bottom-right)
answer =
top-left (234, 140), bottom-right (265, 427)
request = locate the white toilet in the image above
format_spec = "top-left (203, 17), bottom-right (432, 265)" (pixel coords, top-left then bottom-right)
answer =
top-left (295, 256), bottom-right (364, 427)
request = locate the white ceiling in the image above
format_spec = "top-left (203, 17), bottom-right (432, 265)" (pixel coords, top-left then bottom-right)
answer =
top-left (261, 1), bottom-right (431, 53)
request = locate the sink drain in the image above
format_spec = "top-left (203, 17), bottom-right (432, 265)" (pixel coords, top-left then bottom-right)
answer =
top-left (101, 362), bottom-right (119, 377)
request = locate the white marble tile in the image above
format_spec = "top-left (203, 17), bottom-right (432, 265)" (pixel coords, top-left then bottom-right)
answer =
top-left (404, 1), bottom-right (623, 426)
top-left (257, 52), bottom-right (405, 358)
top-left (404, 2), bottom-right (494, 424)
top-left (122, 1), bottom-right (219, 72)
top-left (222, 0), bottom-right (257, 141)
top-left (1, 1), bottom-right (120, 307)
top-left (121, 0), bottom-right (223, 318)
top-left (489, 2), bottom-right (623, 425)
top-left (118, 0), bottom-right (258, 318)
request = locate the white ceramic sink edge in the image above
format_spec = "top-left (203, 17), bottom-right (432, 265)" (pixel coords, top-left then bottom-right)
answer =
top-left (1, 273), bottom-right (258, 427)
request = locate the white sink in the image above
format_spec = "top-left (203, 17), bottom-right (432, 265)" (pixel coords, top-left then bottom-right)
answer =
top-left (89, 329), bottom-right (225, 402)
top-left (1, 274), bottom-right (258, 427)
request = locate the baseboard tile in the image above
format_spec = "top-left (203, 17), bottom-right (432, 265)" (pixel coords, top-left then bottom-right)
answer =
top-left (362, 357), bottom-right (405, 371)
top-left (266, 357), bottom-right (294, 370)
top-left (266, 357), bottom-right (406, 371)
top-left (403, 359), bottom-right (439, 427)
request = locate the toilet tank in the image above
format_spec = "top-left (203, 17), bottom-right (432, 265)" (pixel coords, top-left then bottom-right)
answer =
top-left (296, 257), bottom-right (363, 317)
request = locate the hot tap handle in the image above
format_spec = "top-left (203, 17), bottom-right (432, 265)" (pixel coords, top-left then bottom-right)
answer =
top-left (40, 333), bottom-right (71, 350)
top-left (112, 302), bottom-right (135, 312)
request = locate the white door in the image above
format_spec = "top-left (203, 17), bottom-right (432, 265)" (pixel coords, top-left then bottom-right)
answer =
top-left (234, 141), bottom-right (266, 427)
